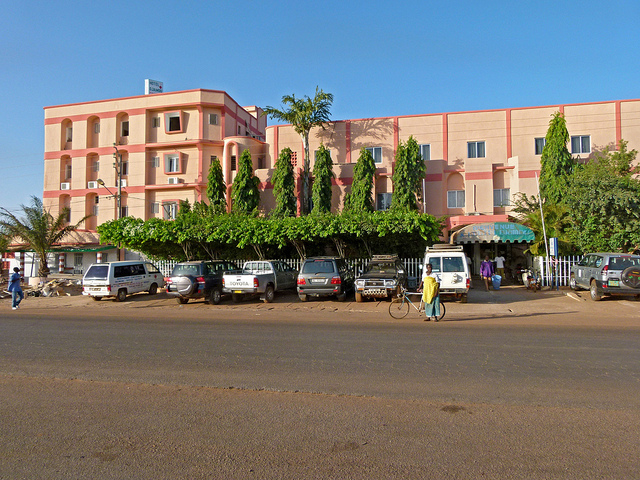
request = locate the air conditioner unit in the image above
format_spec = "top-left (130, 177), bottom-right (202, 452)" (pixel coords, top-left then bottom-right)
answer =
top-left (118, 179), bottom-right (127, 188)
top-left (168, 177), bottom-right (181, 185)
top-left (60, 182), bottom-right (70, 190)
top-left (87, 181), bottom-right (98, 189)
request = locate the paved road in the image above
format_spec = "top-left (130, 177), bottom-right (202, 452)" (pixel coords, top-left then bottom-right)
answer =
top-left (1, 289), bottom-right (639, 478)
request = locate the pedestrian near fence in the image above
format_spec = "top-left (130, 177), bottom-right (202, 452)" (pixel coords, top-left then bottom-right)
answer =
top-left (8, 267), bottom-right (24, 310)
top-left (480, 256), bottom-right (494, 292)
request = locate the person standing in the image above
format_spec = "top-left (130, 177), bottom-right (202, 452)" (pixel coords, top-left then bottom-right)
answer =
top-left (493, 254), bottom-right (506, 279)
top-left (8, 267), bottom-right (24, 310)
top-left (418, 263), bottom-right (441, 321)
top-left (480, 256), bottom-right (494, 292)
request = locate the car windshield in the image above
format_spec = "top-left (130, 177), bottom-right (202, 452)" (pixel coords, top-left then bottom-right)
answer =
top-left (84, 265), bottom-right (108, 279)
top-left (302, 260), bottom-right (335, 274)
top-left (365, 262), bottom-right (397, 274)
top-left (172, 264), bottom-right (200, 276)
top-left (609, 256), bottom-right (640, 270)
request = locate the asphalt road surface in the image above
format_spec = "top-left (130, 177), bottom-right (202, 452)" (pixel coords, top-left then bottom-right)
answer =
top-left (1, 288), bottom-right (639, 478)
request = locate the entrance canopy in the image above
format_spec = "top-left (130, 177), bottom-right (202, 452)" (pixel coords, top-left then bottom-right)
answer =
top-left (452, 222), bottom-right (534, 244)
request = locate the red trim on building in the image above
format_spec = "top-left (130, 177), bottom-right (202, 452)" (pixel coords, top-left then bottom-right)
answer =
top-left (425, 173), bottom-right (443, 182)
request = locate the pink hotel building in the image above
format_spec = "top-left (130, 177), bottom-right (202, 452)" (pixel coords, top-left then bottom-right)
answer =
top-left (42, 89), bottom-right (640, 258)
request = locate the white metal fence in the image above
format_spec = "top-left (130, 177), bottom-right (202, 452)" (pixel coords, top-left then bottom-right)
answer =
top-left (535, 255), bottom-right (583, 287)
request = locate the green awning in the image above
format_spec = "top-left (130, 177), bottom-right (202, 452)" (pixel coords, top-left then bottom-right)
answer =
top-left (49, 245), bottom-right (116, 253)
top-left (453, 222), bottom-right (535, 244)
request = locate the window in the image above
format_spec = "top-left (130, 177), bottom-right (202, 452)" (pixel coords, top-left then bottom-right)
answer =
top-left (535, 137), bottom-right (546, 155)
top-left (120, 161), bottom-right (128, 176)
top-left (66, 127), bottom-right (73, 142)
top-left (366, 147), bottom-right (382, 164)
top-left (74, 253), bottom-right (83, 268)
top-left (314, 149), bottom-right (331, 161)
top-left (152, 117), bottom-right (160, 128)
top-left (571, 135), bottom-right (591, 154)
top-left (257, 156), bottom-right (265, 169)
top-left (209, 113), bottom-right (218, 125)
top-left (93, 160), bottom-right (100, 173)
top-left (150, 202), bottom-right (159, 214)
top-left (121, 121), bottom-right (129, 137)
top-left (102, 253), bottom-right (108, 263)
top-left (420, 144), bottom-right (431, 162)
top-left (447, 190), bottom-right (465, 208)
top-left (377, 192), bottom-right (392, 211)
top-left (237, 125), bottom-right (242, 135)
top-left (467, 141), bottom-right (485, 158)
top-left (164, 112), bottom-right (183, 133)
top-left (163, 202), bottom-right (178, 220)
top-left (94, 123), bottom-right (100, 134)
top-left (152, 156), bottom-right (160, 168)
top-left (210, 155), bottom-right (218, 165)
top-left (65, 163), bottom-right (72, 179)
top-left (165, 154), bottom-right (181, 173)
top-left (493, 188), bottom-right (511, 207)
top-left (93, 196), bottom-right (99, 216)
top-left (231, 155), bottom-right (237, 171)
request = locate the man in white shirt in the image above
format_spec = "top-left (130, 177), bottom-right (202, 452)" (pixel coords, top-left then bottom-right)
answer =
top-left (493, 254), bottom-right (506, 279)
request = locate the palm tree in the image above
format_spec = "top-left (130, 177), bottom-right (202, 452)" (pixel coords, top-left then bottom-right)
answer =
top-left (263, 87), bottom-right (334, 215)
top-left (0, 196), bottom-right (89, 277)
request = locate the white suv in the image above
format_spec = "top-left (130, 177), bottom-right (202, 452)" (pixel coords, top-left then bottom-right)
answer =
top-left (422, 244), bottom-right (470, 303)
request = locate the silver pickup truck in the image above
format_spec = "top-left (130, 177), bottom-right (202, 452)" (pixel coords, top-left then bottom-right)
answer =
top-left (222, 260), bottom-right (298, 303)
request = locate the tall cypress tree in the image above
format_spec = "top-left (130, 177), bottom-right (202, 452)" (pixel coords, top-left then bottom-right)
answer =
top-left (311, 144), bottom-right (334, 214)
top-left (206, 156), bottom-right (226, 214)
top-left (231, 149), bottom-right (260, 214)
top-left (343, 148), bottom-right (375, 213)
top-left (540, 112), bottom-right (574, 204)
top-left (391, 136), bottom-right (425, 211)
top-left (271, 147), bottom-right (297, 217)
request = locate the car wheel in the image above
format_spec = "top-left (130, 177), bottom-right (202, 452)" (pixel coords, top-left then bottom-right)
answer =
top-left (460, 293), bottom-right (468, 303)
top-left (115, 289), bottom-right (127, 302)
top-left (232, 293), bottom-right (243, 303)
top-left (264, 285), bottom-right (275, 303)
top-left (148, 283), bottom-right (158, 295)
top-left (210, 288), bottom-right (222, 305)
top-left (298, 294), bottom-right (308, 302)
top-left (590, 280), bottom-right (602, 301)
top-left (355, 292), bottom-right (363, 303)
top-left (91, 296), bottom-right (102, 301)
top-left (177, 297), bottom-right (189, 305)
top-left (569, 274), bottom-right (578, 291)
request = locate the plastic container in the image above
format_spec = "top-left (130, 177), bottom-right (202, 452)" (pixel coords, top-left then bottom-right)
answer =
top-left (492, 274), bottom-right (502, 290)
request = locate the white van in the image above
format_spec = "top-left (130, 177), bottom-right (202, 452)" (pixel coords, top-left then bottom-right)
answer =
top-left (82, 261), bottom-right (165, 301)
top-left (422, 244), bottom-right (470, 303)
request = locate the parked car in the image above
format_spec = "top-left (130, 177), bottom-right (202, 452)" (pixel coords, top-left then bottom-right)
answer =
top-left (422, 244), bottom-right (470, 303)
top-left (297, 257), bottom-right (354, 302)
top-left (165, 260), bottom-right (239, 305)
top-left (354, 255), bottom-right (408, 302)
top-left (82, 260), bottom-right (165, 302)
top-left (570, 253), bottom-right (640, 301)
top-left (222, 260), bottom-right (297, 303)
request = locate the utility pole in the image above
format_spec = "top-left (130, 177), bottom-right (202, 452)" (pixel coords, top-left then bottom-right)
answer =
top-left (113, 144), bottom-right (123, 260)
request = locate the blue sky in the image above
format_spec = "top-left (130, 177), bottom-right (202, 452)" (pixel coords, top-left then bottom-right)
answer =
top-left (1, 0), bottom-right (638, 213)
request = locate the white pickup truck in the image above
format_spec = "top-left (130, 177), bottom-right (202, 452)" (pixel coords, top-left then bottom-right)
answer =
top-left (222, 260), bottom-right (298, 303)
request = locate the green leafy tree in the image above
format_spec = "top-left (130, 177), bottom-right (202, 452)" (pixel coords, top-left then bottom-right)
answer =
top-left (271, 147), bottom-right (297, 217)
top-left (565, 140), bottom-right (640, 252)
top-left (540, 112), bottom-right (575, 204)
top-left (231, 149), bottom-right (260, 214)
top-left (0, 196), bottom-right (89, 277)
top-left (311, 144), bottom-right (335, 214)
top-left (206, 156), bottom-right (227, 214)
top-left (391, 136), bottom-right (425, 211)
top-left (263, 87), bottom-right (334, 215)
top-left (343, 148), bottom-right (375, 213)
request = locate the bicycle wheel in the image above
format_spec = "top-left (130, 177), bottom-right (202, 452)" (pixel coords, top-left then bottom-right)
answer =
top-left (388, 297), bottom-right (410, 319)
top-left (435, 301), bottom-right (446, 322)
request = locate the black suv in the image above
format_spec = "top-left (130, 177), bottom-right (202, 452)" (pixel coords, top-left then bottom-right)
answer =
top-left (166, 260), bottom-right (239, 305)
top-left (296, 257), bottom-right (354, 302)
top-left (354, 255), bottom-right (408, 302)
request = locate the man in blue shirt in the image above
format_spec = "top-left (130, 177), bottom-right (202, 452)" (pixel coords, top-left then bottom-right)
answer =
top-left (8, 267), bottom-right (24, 310)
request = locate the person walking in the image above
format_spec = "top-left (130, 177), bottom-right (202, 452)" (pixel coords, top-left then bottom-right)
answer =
top-left (493, 254), bottom-right (506, 279)
top-left (8, 267), bottom-right (24, 310)
top-left (480, 256), bottom-right (494, 292)
top-left (417, 263), bottom-right (441, 321)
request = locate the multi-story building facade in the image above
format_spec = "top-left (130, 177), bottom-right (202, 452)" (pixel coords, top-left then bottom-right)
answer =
top-left (41, 89), bottom-right (640, 272)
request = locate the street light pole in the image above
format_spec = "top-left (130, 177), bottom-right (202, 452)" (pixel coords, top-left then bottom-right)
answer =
top-left (113, 144), bottom-right (122, 221)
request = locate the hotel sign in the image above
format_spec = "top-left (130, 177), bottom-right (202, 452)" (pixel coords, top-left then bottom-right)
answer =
top-left (145, 79), bottom-right (163, 95)
top-left (454, 222), bottom-right (535, 244)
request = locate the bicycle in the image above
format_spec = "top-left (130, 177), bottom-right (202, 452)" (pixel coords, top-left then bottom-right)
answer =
top-left (388, 287), bottom-right (446, 321)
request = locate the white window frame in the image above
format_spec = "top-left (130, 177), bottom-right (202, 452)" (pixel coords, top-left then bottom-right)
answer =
top-left (376, 192), bottom-right (392, 211)
top-left (208, 113), bottom-right (218, 125)
top-left (93, 123), bottom-right (100, 134)
top-left (165, 112), bottom-right (181, 132)
top-left (447, 190), bottom-right (465, 209)
top-left (152, 156), bottom-right (160, 168)
top-left (420, 144), bottom-right (431, 162)
top-left (121, 121), bottom-right (129, 137)
top-left (93, 160), bottom-right (100, 173)
top-left (120, 160), bottom-right (128, 176)
top-left (165, 154), bottom-right (180, 173)
top-left (120, 206), bottom-right (129, 218)
top-left (534, 137), bottom-right (546, 155)
top-left (151, 202), bottom-right (160, 214)
top-left (571, 135), bottom-right (591, 154)
top-left (163, 202), bottom-right (178, 220)
top-left (66, 127), bottom-right (73, 142)
top-left (366, 147), bottom-right (382, 164)
top-left (65, 163), bottom-right (72, 179)
top-left (493, 188), bottom-right (511, 207)
top-left (467, 141), bottom-right (486, 158)
top-left (152, 117), bottom-right (160, 128)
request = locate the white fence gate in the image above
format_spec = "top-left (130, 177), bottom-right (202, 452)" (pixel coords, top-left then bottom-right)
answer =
top-left (535, 255), bottom-right (583, 287)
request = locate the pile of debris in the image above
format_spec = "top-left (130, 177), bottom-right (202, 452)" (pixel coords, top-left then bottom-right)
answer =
top-left (28, 278), bottom-right (83, 297)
